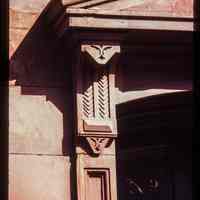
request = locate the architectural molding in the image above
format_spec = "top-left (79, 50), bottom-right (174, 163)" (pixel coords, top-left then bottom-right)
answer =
top-left (63, 0), bottom-right (193, 18)
top-left (75, 42), bottom-right (120, 139)
top-left (86, 137), bottom-right (111, 155)
top-left (81, 44), bottom-right (120, 65)
top-left (66, 8), bottom-right (193, 31)
top-left (73, 41), bottom-right (120, 200)
top-left (76, 154), bottom-right (117, 200)
top-left (51, 1), bottom-right (194, 36)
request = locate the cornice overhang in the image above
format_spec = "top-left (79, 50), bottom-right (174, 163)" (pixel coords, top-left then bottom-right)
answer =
top-left (65, 8), bottom-right (194, 32)
top-left (55, 11), bottom-right (194, 40)
top-left (60, 0), bottom-right (194, 34)
top-left (53, 0), bottom-right (194, 38)
top-left (51, 0), bottom-right (194, 38)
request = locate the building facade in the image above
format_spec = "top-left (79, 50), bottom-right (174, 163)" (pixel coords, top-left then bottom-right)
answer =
top-left (9, 0), bottom-right (193, 200)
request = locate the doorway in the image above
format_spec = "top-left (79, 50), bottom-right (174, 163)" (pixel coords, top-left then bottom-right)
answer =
top-left (116, 92), bottom-right (192, 200)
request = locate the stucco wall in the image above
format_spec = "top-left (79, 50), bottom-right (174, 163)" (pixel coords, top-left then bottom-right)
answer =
top-left (9, 155), bottom-right (71, 200)
top-left (9, 1), bottom-right (74, 199)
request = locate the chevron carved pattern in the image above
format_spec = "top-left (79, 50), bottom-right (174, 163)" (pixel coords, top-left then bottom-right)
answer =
top-left (83, 84), bottom-right (94, 118)
top-left (97, 70), bottom-right (110, 119)
top-left (82, 69), bottom-right (110, 120)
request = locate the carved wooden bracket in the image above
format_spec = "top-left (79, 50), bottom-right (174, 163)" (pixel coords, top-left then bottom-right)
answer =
top-left (74, 42), bottom-right (120, 200)
top-left (75, 43), bottom-right (120, 142)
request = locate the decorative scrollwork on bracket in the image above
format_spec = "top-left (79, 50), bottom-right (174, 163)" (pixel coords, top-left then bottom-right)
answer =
top-left (91, 45), bottom-right (112, 61)
top-left (81, 44), bottom-right (120, 65)
top-left (86, 137), bottom-right (110, 155)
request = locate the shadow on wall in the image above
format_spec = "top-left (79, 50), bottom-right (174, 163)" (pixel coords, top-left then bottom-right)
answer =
top-left (9, 1), bottom-right (77, 199)
top-left (9, 0), bottom-right (75, 157)
top-left (10, 0), bottom-right (70, 87)
top-left (115, 30), bottom-right (193, 92)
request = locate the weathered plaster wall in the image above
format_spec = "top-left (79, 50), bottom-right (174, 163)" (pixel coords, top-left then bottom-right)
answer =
top-left (9, 0), bottom-right (50, 58)
top-left (9, 86), bottom-right (73, 200)
top-left (92, 0), bottom-right (193, 17)
top-left (9, 9), bottom-right (39, 58)
top-left (9, 155), bottom-right (71, 200)
top-left (9, 1), bottom-right (73, 200)
top-left (9, 86), bottom-right (73, 155)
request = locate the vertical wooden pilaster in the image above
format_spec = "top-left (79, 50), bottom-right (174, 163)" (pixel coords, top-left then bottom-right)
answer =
top-left (74, 42), bottom-right (120, 200)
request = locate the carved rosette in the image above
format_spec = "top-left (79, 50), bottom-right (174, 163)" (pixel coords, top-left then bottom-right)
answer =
top-left (75, 43), bottom-right (120, 155)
